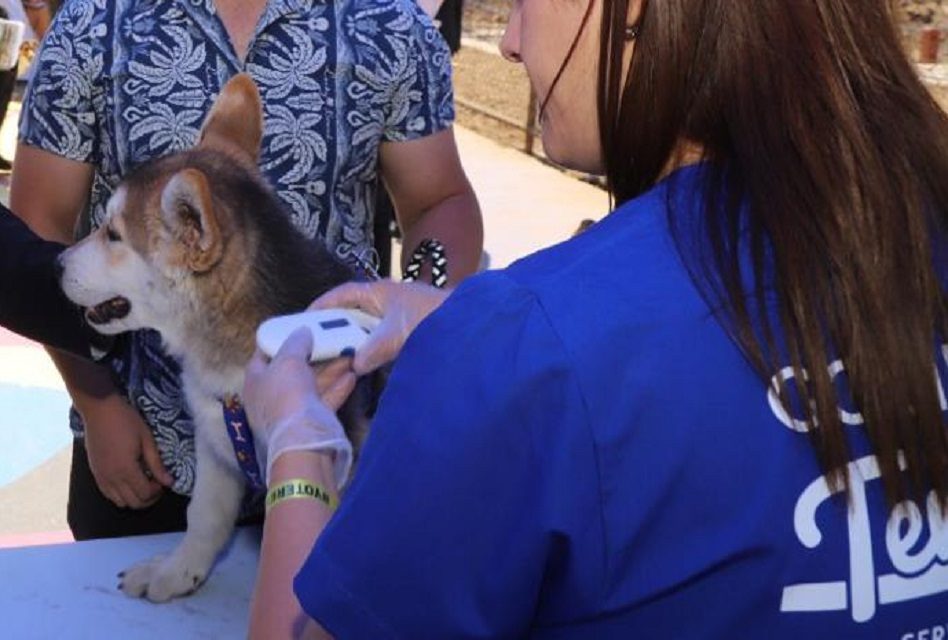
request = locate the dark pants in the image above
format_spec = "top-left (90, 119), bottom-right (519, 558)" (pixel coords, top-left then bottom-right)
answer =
top-left (373, 185), bottom-right (395, 279)
top-left (436, 0), bottom-right (463, 54)
top-left (0, 63), bottom-right (14, 129)
top-left (67, 438), bottom-right (265, 540)
top-left (67, 438), bottom-right (189, 540)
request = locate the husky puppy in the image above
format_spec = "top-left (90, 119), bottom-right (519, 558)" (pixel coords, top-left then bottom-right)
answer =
top-left (59, 74), bottom-right (359, 602)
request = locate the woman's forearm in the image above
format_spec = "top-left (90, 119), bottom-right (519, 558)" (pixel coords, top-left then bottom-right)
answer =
top-left (249, 450), bottom-right (338, 640)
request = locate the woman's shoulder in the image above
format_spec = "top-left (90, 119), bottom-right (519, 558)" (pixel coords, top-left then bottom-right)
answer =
top-left (402, 164), bottom-right (711, 385)
top-left (411, 270), bottom-right (548, 355)
top-left (395, 271), bottom-right (575, 409)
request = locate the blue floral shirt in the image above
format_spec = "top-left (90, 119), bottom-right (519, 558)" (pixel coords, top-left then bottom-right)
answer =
top-left (20, 0), bottom-right (454, 495)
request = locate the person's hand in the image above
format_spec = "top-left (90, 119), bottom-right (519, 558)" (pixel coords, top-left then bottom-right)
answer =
top-left (309, 280), bottom-right (449, 375)
top-left (243, 327), bottom-right (356, 487)
top-left (80, 394), bottom-right (173, 509)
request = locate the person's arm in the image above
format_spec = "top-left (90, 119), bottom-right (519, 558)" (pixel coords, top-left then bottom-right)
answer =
top-left (11, 144), bottom-right (172, 506)
top-left (379, 127), bottom-right (483, 286)
top-left (256, 279), bottom-right (455, 633)
top-left (10, 144), bottom-right (90, 243)
top-left (296, 274), bottom-right (596, 637)
top-left (244, 331), bottom-right (356, 640)
top-left (0, 206), bottom-right (102, 356)
top-left (250, 450), bottom-right (336, 640)
top-left (373, 2), bottom-right (483, 287)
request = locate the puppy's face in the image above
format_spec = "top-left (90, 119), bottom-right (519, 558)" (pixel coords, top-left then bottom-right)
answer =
top-left (59, 72), bottom-right (264, 337)
top-left (62, 160), bottom-right (243, 336)
top-left (59, 186), bottom-right (161, 334)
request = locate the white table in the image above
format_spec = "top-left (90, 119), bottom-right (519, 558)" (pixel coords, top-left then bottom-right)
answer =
top-left (0, 526), bottom-right (261, 639)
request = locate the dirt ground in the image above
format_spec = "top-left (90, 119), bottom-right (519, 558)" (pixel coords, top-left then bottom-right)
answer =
top-left (462, 0), bottom-right (510, 44)
top-left (452, 45), bottom-right (536, 153)
top-left (454, 1), bottom-right (541, 154)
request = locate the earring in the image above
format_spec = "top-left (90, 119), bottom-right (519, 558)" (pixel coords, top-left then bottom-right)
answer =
top-left (625, 24), bottom-right (640, 41)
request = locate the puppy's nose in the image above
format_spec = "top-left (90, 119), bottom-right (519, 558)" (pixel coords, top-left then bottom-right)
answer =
top-left (53, 253), bottom-right (65, 282)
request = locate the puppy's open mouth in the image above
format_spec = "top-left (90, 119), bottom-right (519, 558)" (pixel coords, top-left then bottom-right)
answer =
top-left (85, 297), bottom-right (131, 325)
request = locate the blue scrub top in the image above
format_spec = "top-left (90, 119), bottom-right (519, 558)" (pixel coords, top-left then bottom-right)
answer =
top-left (295, 164), bottom-right (948, 638)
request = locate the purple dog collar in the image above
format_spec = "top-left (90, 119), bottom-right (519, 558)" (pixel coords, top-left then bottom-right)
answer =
top-left (221, 395), bottom-right (265, 490)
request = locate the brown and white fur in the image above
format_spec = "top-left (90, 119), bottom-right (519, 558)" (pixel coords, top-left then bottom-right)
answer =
top-left (58, 74), bottom-right (361, 602)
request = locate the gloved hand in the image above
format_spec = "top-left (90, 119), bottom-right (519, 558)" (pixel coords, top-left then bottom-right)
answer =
top-left (242, 327), bottom-right (357, 488)
top-left (309, 279), bottom-right (449, 375)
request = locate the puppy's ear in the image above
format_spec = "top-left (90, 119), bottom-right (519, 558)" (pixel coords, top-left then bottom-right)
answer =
top-left (198, 73), bottom-right (263, 162)
top-left (160, 168), bottom-right (223, 273)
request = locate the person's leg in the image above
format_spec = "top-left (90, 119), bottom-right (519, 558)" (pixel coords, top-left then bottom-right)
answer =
top-left (67, 438), bottom-right (190, 540)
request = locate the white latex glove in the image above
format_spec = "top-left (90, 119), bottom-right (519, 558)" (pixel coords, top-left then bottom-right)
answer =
top-left (309, 280), bottom-right (450, 375)
top-left (243, 327), bottom-right (357, 488)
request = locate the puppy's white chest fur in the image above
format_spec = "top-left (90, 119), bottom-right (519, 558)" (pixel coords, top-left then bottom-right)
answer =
top-left (181, 363), bottom-right (248, 473)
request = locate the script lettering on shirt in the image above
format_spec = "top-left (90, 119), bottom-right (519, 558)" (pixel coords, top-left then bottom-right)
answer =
top-left (902, 624), bottom-right (948, 640)
top-left (769, 357), bottom-right (948, 623)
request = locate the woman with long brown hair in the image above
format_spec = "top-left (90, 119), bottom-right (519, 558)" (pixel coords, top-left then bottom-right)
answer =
top-left (244, 0), bottom-right (948, 637)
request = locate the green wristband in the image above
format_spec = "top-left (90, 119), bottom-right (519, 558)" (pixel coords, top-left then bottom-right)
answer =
top-left (265, 478), bottom-right (338, 512)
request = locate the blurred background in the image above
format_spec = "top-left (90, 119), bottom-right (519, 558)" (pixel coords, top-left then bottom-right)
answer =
top-left (456, 0), bottom-right (948, 156)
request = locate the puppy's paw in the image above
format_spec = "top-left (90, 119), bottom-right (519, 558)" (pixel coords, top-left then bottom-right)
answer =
top-left (119, 555), bottom-right (207, 602)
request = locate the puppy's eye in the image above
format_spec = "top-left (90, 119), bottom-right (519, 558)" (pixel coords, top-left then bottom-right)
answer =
top-left (106, 225), bottom-right (121, 242)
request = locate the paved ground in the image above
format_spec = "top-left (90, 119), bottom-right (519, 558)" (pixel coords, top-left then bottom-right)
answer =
top-left (0, 99), bottom-right (76, 546)
top-left (0, 102), bottom-right (606, 545)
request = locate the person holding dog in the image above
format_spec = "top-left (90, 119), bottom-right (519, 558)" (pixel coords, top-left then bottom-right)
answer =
top-left (11, 0), bottom-right (483, 539)
top-left (243, 0), bottom-right (948, 637)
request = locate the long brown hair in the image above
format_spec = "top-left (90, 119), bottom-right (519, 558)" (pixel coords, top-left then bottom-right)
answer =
top-left (597, 0), bottom-right (948, 506)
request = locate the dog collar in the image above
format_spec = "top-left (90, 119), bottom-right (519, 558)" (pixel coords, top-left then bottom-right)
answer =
top-left (221, 395), bottom-right (265, 490)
